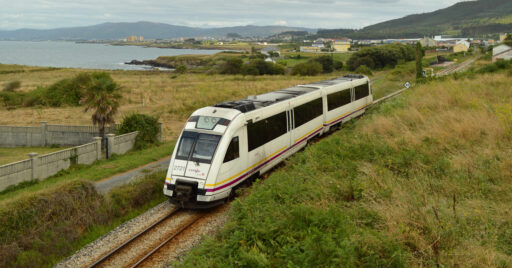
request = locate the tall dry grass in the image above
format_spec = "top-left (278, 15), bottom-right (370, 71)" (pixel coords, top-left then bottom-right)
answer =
top-left (0, 69), bottom-right (337, 140)
top-left (358, 72), bottom-right (512, 266)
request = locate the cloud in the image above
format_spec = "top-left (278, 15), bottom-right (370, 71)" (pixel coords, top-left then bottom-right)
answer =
top-left (0, 0), bottom-right (466, 30)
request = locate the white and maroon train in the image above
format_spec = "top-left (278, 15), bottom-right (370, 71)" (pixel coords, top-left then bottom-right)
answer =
top-left (164, 74), bottom-right (372, 208)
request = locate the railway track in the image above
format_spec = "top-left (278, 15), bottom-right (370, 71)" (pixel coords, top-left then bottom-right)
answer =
top-left (87, 208), bottom-right (204, 268)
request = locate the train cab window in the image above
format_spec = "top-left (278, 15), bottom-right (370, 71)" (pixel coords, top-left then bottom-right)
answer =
top-left (354, 83), bottom-right (369, 100)
top-left (176, 131), bottom-right (196, 160)
top-left (223, 137), bottom-right (239, 163)
top-left (327, 89), bottom-right (351, 111)
top-left (191, 134), bottom-right (221, 163)
top-left (294, 98), bottom-right (323, 127)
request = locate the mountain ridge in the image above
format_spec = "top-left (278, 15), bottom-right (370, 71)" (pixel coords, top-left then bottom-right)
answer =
top-left (0, 21), bottom-right (315, 41)
top-left (317, 0), bottom-right (512, 39)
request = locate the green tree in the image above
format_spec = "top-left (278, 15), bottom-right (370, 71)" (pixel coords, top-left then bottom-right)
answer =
top-left (416, 42), bottom-right (424, 79)
top-left (313, 55), bottom-right (334, 73)
top-left (219, 58), bottom-right (243, 74)
top-left (80, 72), bottom-right (122, 138)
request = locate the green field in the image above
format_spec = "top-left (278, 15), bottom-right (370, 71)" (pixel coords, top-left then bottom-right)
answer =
top-left (180, 70), bottom-right (512, 266)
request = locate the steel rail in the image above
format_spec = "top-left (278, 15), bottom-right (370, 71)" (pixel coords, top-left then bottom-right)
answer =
top-left (130, 214), bottom-right (203, 268)
top-left (87, 207), bottom-right (181, 268)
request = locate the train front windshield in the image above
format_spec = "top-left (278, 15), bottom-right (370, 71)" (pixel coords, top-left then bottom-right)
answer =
top-left (176, 131), bottom-right (221, 164)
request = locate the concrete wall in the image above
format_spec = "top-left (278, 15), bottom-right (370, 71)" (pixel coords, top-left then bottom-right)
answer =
top-left (0, 122), bottom-right (118, 147)
top-left (0, 159), bottom-right (32, 191)
top-left (107, 131), bottom-right (138, 158)
top-left (0, 122), bottom-right (162, 147)
top-left (0, 131), bottom-right (138, 191)
top-left (0, 126), bottom-right (43, 147)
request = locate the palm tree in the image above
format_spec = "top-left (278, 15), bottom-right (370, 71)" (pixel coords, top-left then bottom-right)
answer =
top-left (80, 72), bottom-right (122, 138)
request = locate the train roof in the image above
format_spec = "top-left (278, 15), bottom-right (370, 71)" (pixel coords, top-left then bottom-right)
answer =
top-left (213, 74), bottom-right (367, 113)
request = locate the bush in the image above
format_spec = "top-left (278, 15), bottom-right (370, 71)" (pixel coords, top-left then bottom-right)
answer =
top-left (334, 60), bottom-right (344, 70)
top-left (291, 62), bottom-right (323, 76)
top-left (355, 65), bottom-right (373, 75)
top-left (118, 114), bottom-right (161, 149)
top-left (174, 64), bottom-right (187, 74)
top-left (2, 81), bottom-right (21, 92)
top-left (476, 60), bottom-right (512, 74)
top-left (218, 58), bottom-right (243, 74)
top-left (313, 55), bottom-right (334, 73)
top-left (0, 72), bottom-right (121, 109)
top-left (241, 65), bottom-right (260, 76)
top-left (347, 44), bottom-right (415, 71)
top-left (242, 59), bottom-right (285, 75)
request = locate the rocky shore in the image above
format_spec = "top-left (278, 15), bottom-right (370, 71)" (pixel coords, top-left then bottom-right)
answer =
top-left (125, 59), bottom-right (175, 69)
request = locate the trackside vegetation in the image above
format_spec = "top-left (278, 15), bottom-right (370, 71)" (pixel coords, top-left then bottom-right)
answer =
top-left (0, 170), bottom-right (167, 267)
top-left (118, 113), bottom-right (161, 149)
top-left (180, 71), bottom-right (512, 266)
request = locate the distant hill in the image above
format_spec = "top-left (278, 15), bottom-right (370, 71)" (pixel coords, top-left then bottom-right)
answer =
top-left (0, 21), bottom-right (315, 41)
top-left (317, 0), bottom-right (512, 39)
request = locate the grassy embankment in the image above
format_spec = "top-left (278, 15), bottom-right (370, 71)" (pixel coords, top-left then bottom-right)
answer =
top-left (0, 170), bottom-right (167, 267)
top-left (0, 140), bottom-right (174, 203)
top-left (180, 70), bottom-right (512, 266)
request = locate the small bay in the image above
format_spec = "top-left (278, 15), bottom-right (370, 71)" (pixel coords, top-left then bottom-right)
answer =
top-left (0, 41), bottom-right (222, 70)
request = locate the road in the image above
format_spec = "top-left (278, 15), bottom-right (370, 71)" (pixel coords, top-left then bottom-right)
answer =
top-left (94, 157), bottom-right (171, 194)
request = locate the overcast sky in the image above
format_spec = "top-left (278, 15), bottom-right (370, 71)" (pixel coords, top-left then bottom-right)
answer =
top-left (0, 0), bottom-right (464, 30)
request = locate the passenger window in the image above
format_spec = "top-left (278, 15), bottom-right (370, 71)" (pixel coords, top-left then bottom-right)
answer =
top-left (354, 83), bottom-right (369, 100)
top-left (223, 137), bottom-right (239, 163)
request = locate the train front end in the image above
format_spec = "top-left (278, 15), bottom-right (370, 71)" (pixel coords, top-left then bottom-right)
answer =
top-left (163, 107), bottom-right (240, 208)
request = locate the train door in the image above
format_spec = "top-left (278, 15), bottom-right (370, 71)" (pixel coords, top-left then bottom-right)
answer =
top-left (286, 109), bottom-right (294, 147)
top-left (216, 128), bottom-right (246, 186)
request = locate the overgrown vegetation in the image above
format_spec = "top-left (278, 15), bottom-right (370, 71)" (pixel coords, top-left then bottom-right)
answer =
top-left (0, 170), bottom-right (166, 267)
top-left (217, 58), bottom-right (285, 75)
top-left (2, 81), bottom-right (21, 92)
top-left (180, 71), bottom-right (512, 266)
top-left (291, 61), bottom-right (323, 76)
top-left (118, 113), bottom-right (161, 149)
top-left (0, 72), bottom-right (120, 109)
top-left (347, 44), bottom-right (416, 71)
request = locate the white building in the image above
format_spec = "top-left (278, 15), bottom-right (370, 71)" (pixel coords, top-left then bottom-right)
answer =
top-left (493, 44), bottom-right (512, 62)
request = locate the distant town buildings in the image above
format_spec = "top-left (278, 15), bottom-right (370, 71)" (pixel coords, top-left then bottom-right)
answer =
top-left (332, 39), bottom-right (351, 52)
top-left (500, 33), bottom-right (509, 43)
top-left (453, 40), bottom-right (470, 53)
top-left (493, 44), bottom-right (512, 62)
top-left (261, 46), bottom-right (281, 57)
top-left (312, 39), bottom-right (325, 48)
top-left (126, 35), bottom-right (144, 42)
top-left (419, 37), bottom-right (437, 47)
top-left (300, 46), bottom-right (322, 53)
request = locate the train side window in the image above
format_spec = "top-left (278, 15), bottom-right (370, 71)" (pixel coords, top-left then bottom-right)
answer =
top-left (223, 136), bottom-right (239, 163)
top-left (247, 112), bottom-right (287, 151)
top-left (327, 89), bottom-right (351, 111)
top-left (354, 83), bottom-right (369, 100)
top-left (294, 98), bottom-right (323, 127)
